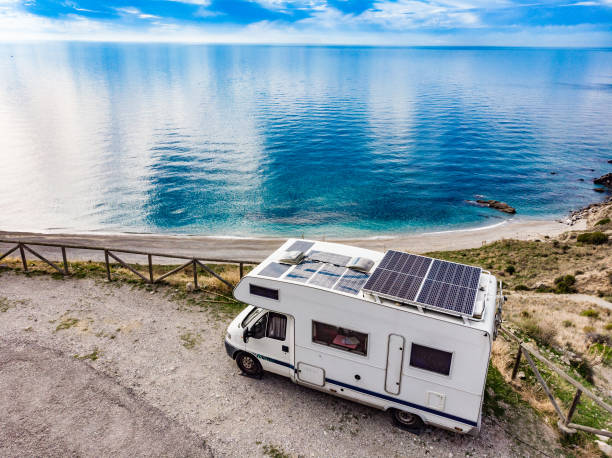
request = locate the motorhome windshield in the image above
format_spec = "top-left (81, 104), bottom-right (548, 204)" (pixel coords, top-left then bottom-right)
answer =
top-left (241, 307), bottom-right (262, 328)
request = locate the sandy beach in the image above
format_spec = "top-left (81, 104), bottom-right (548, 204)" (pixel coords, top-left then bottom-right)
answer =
top-left (0, 217), bottom-right (585, 264)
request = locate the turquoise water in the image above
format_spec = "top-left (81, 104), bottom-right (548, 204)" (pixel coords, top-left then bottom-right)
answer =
top-left (0, 43), bottom-right (611, 237)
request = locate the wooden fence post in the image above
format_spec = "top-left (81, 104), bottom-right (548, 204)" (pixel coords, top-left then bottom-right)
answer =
top-left (19, 243), bottom-right (28, 272)
top-left (104, 249), bottom-right (111, 281)
top-left (566, 389), bottom-right (582, 425)
top-left (511, 346), bottom-right (522, 379)
top-left (192, 259), bottom-right (198, 290)
top-left (148, 254), bottom-right (154, 284)
top-left (240, 262), bottom-right (244, 279)
top-left (61, 247), bottom-right (69, 275)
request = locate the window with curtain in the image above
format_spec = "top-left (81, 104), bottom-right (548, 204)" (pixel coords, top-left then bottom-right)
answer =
top-left (266, 312), bottom-right (287, 341)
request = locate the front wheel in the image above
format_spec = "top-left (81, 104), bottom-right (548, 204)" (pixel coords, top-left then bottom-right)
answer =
top-left (236, 352), bottom-right (263, 378)
top-left (390, 409), bottom-right (424, 434)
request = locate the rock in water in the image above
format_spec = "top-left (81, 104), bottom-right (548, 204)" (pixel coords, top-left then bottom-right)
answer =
top-left (475, 199), bottom-right (516, 214)
top-left (594, 173), bottom-right (612, 187)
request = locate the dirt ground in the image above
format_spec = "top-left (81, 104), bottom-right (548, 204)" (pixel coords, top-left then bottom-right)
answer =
top-left (0, 272), bottom-right (555, 457)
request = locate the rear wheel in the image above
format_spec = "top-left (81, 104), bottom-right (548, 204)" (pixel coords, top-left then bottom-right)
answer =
top-left (236, 352), bottom-right (263, 378)
top-left (390, 409), bottom-right (424, 434)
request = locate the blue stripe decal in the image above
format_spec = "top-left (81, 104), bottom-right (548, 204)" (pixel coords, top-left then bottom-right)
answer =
top-left (256, 353), bottom-right (294, 370)
top-left (257, 355), bottom-right (476, 428)
top-left (325, 377), bottom-right (478, 427)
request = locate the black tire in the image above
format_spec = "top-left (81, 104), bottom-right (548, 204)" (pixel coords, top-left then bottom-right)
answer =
top-left (236, 352), bottom-right (263, 378)
top-left (390, 409), bottom-right (424, 434)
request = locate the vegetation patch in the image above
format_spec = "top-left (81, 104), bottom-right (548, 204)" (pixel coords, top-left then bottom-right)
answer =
top-left (553, 275), bottom-right (576, 294)
top-left (55, 317), bottom-right (79, 332)
top-left (74, 349), bottom-right (99, 361)
top-left (262, 444), bottom-right (290, 458)
top-left (579, 309), bottom-right (599, 319)
top-left (594, 217), bottom-right (610, 226)
top-left (0, 297), bottom-right (11, 312)
top-left (179, 331), bottom-right (200, 349)
top-left (576, 231), bottom-right (608, 245)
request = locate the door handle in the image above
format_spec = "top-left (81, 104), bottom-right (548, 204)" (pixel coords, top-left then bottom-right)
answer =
top-left (282, 345), bottom-right (289, 353)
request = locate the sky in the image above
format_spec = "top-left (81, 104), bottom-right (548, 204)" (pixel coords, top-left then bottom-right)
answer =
top-left (1, 0), bottom-right (612, 46)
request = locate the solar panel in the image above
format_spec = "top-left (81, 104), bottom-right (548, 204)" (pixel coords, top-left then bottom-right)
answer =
top-left (333, 270), bottom-right (370, 295)
top-left (287, 240), bottom-right (315, 252)
top-left (362, 250), bottom-right (482, 317)
top-left (308, 251), bottom-right (351, 267)
top-left (258, 262), bottom-right (291, 279)
top-left (309, 264), bottom-right (346, 289)
top-left (285, 261), bottom-right (320, 283)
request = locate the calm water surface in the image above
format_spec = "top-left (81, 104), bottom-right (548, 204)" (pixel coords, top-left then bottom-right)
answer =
top-left (0, 43), bottom-right (611, 237)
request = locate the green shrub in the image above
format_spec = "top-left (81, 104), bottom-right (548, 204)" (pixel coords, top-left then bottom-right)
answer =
top-left (605, 322), bottom-right (612, 331)
top-left (576, 231), bottom-right (608, 245)
top-left (570, 358), bottom-right (594, 383)
top-left (553, 275), bottom-right (577, 294)
top-left (522, 319), bottom-right (557, 348)
top-left (562, 320), bottom-right (574, 328)
top-left (595, 217), bottom-right (610, 226)
top-left (521, 310), bottom-right (531, 318)
top-left (505, 265), bottom-right (516, 275)
top-left (583, 326), bottom-right (595, 333)
top-left (579, 309), bottom-right (599, 319)
top-left (589, 343), bottom-right (612, 367)
top-left (514, 284), bottom-right (530, 291)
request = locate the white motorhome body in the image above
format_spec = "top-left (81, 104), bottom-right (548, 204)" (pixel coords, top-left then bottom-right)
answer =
top-left (226, 239), bottom-right (502, 434)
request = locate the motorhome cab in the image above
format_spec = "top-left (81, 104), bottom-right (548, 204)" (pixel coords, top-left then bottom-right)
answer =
top-left (225, 239), bottom-right (503, 434)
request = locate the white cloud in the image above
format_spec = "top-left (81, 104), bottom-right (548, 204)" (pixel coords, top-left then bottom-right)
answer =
top-left (166, 0), bottom-right (211, 5)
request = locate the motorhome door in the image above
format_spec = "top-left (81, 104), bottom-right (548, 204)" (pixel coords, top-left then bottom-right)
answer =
top-left (385, 334), bottom-right (405, 395)
top-left (246, 311), bottom-right (294, 378)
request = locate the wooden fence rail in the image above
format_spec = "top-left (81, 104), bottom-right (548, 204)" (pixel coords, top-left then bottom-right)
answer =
top-left (0, 240), bottom-right (259, 290)
top-left (500, 326), bottom-right (612, 438)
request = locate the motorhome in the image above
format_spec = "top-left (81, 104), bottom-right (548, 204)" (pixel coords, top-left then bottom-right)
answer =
top-left (225, 239), bottom-right (503, 434)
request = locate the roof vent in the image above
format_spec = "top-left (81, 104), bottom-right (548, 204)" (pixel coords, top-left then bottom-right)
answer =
top-left (278, 250), bottom-right (305, 265)
top-left (347, 257), bottom-right (375, 273)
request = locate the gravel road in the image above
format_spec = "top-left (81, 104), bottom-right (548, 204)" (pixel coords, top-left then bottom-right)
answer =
top-left (0, 272), bottom-right (548, 457)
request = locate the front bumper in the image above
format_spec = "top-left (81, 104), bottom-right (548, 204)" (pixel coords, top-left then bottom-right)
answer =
top-left (224, 338), bottom-right (239, 359)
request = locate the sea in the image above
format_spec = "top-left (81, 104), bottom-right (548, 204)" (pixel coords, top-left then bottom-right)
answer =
top-left (0, 43), bottom-right (611, 238)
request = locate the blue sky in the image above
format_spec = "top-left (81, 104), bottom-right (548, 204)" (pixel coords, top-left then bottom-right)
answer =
top-left (1, 0), bottom-right (612, 45)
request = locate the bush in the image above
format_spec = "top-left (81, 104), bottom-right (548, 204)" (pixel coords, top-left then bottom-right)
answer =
top-left (583, 326), bottom-right (595, 333)
top-left (505, 265), bottom-right (516, 275)
top-left (554, 275), bottom-right (577, 294)
top-left (570, 358), bottom-right (594, 383)
top-left (606, 322), bottom-right (612, 331)
top-left (580, 309), bottom-right (599, 319)
top-left (514, 284), bottom-right (530, 291)
top-left (576, 231), bottom-right (608, 245)
top-left (562, 320), bottom-right (574, 328)
top-left (523, 319), bottom-right (557, 348)
top-left (535, 284), bottom-right (554, 293)
top-left (595, 217), bottom-right (610, 226)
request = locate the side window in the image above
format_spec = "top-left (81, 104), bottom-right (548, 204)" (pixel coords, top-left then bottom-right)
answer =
top-left (312, 321), bottom-right (368, 356)
top-left (251, 313), bottom-right (268, 339)
top-left (266, 312), bottom-right (287, 341)
top-left (409, 343), bottom-right (452, 376)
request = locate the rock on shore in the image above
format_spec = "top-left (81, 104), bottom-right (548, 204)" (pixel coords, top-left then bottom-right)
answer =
top-left (594, 173), bottom-right (612, 187)
top-left (475, 200), bottom-right (516, 214)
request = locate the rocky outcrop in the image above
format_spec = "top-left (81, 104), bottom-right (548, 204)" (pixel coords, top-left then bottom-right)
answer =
top-left (594, 173), bottom-right (612, 187)
top-left (475, 199), bottom-right (516, 214)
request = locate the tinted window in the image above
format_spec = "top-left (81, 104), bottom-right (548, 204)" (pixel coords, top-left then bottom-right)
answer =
top-left (409, 343), bottom-right (452, 376)
top-left (249, 284), bottom-right (279, 300)
top-left (312, 321), bottom-right (368, 356)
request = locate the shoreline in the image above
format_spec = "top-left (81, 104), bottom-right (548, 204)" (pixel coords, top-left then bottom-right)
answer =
top-left (0, 217), bottom-right (586, 263)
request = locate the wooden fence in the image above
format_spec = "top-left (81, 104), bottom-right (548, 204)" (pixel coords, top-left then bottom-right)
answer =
top-left (500, 326), bottom-right (612, 438)
top-left (0, 240), bottom-right (259, 289)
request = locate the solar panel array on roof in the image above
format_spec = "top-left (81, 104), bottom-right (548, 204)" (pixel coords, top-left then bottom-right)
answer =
top-left (308, 251), bottom-right (352, 267)
top-left (333, 270), bottom-right (370, 295)
top-left (362, 251), bottom-right (482, 317)
top-left (287, 240), bottom-right (315, 252)
top-left (309, 264), bottom-right (346, 289)
top-left (258, 262), bottom-right (292, 279)
top-left (285, 260), bottom-right (320, 283)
